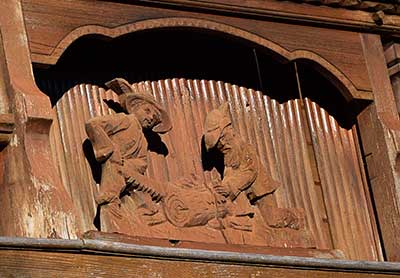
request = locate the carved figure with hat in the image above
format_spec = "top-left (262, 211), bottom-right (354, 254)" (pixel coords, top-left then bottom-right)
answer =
top-left (204, 103), bottom-right (305, 233)
top-left (85, 78), bottom-right (172, 234)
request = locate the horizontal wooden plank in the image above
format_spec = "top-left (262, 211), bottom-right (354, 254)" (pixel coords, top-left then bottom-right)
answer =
top-left (1, 249), bottom-right (400, 278)
top-left (82, 231), bottom-right (340, 258)
top-left (0, 236), bottom-right (399, 277)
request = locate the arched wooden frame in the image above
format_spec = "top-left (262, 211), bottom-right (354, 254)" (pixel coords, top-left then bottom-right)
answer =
top-left (0, 0), bottom-right (397, 260)
top-left (36, 17), bottom-right (369, 102)
top-left (39, 19), bottom-right (383, 260)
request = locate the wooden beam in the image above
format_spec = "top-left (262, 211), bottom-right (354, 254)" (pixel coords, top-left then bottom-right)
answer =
top-left (0, 237), bottom-right (399, 277)
top-left (102, 0), bottom-right (400, 36)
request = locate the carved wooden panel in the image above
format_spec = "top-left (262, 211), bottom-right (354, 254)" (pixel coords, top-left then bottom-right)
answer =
top-left (49, 78), bottom-right (380, 260)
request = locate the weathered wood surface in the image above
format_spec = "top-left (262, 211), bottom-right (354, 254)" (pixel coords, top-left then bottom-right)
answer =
top-left (46, 78), bottom-right (381, 260)
top-left (22, 0), bottom-right (372, 96)
top-left (385, 43), bottom-right (400, 113)
top-left (0, 237), bottom-right (398, 277)
top-left (0, 0), bottom-right (79, 239)
top-left (128, 0), bottom-right (400, 33)
top-left (83, 231), bottom-right (341, 258)
top-left (145, 0), bottom-right (400, 17)
top-left (358, 34), bottom-right (400, 262)
top-left (0, 251), bottom-right (396, 278)
top-left (0, 0), bottom-right (394, 263)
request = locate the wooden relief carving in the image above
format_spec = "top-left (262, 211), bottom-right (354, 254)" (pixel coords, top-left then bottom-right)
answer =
top-left (85, 78), bottom-right (313, 248)
top-left (85, 78), bottom-right (171, 234)
top-left (49, 78), bottom-right (379, 259)
top-left (203, 103), bottom-right (313, 246)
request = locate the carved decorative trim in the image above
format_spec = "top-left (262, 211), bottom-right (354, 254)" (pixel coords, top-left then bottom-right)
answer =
top-left (99, 0), bottom-right (400, 35)
top-left (32, 17), bottom-right (371, 101)
top-left (277, 0), bottom-right (400, 16)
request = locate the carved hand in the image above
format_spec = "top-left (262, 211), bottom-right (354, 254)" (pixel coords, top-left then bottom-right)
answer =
top-left (213, 184), bottom-right (232, 198)
top-left (95, 190), bottom-right (118, 205)
top-left (95, 147), bottom-right (114, 163)
top-left (214, 192), bottom-right (227, 204)
top-left (138, 207), bottom-right (166, 226)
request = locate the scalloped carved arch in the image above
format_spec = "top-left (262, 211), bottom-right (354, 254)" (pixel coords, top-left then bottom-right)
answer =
top-left (44, 17), bottom-right (366, 101)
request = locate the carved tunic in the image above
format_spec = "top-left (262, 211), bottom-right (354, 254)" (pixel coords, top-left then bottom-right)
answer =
top-left (86, 112), bottom-right (154, 210)
top-left (86, 113), bottom-right (148, 174)
top-left (86, 113), bottom-right (159, 233)
top-left (223, 139), bottom-right (279, 203)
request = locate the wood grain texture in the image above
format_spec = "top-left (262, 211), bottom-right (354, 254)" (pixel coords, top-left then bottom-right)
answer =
top-left (129, 0), bottom-right (400, 32)
top-left (47, 78), bottom-right (380, 260)
top-left (0, 0), bottom-right (80, 239)
top-left (22, 0), bottom-right (372, 95)
top-left (358, 34), bottom-right (400, 262)
top-left (305, 99), bottom-right (381, 261)
top-left (150, 0), bottom-right (400, 16)
top-left (0, 249), bottom-right (398, 278)
top-left (49, 84), bottom-right (117, 232)
top-left (83, 231), bottom-right (340, 258)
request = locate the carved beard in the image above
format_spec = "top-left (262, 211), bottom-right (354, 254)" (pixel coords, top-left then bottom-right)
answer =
top-left (223, 140), bottom-right (241, 169)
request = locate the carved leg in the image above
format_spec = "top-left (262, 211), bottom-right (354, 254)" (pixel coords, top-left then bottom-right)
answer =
top-left (255, 195), bottom-right (304, 229)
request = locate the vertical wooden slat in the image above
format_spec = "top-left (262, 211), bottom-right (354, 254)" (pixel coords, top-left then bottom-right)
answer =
top-left (50, 84), bottom-right (113, 232)
top-left (304, 98), bottom-right (379, 260)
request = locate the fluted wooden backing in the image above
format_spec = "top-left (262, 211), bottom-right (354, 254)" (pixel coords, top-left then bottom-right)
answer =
top-left (49, 79), bottom-right (380, 260)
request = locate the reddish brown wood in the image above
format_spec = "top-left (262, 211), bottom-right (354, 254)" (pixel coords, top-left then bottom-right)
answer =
top-left (358, 34), bottom-right (400, 262)
top-left (0, 0), bottom-right (396, 265)
top-left (96, 0), bottom-right (400, 34)
top-left (163, 0), bottom-right (400, 16)
top-left (83, 231), bottom-right (340, 258)
top-left (0, 0), bottom-right (79, 239)
top-left (0, 248), bottom-right (398, 278)
top-left (49, 78), bottom-right (381, 260)
top-left (304, 99), bottom-right (382, 261)
top-left (385, 43), bottom-right (400, 114)
top-left (22, 0), bottom-right (373, 99)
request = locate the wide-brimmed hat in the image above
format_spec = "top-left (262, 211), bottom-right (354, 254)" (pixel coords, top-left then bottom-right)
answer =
top-left (204, 103), bottom-right (231, 150)
top-left (106, 78), bottom-right (172, 133)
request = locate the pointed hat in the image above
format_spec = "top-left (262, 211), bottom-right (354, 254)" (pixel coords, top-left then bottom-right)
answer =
top-left (204, 103), bottom-right (232, 150)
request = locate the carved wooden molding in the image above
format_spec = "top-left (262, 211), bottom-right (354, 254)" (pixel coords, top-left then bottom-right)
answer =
top-left (31, 17), bottom-right (371, 101)
top-left (104, 0), bottom-right (400, 35)
top-left (23, 0), bottom-right (375, 94)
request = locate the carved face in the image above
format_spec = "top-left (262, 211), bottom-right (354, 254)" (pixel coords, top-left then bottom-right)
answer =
top-left (131, 103), bottom-right (161, 129)
top-left (216, 126), bottom-right (235, 154)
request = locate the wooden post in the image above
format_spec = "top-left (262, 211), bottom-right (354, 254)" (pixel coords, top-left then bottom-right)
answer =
top-left (0, 0), bottom-right (78, 238)
top-left (359, 34), bottom-right (400, 261)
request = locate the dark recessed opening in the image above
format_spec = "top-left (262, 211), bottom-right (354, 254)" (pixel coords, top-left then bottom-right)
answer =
top-left (33, 28), bottom-right (298, 105)
top-left (295, 60), bottom-right (370, 129)
top-left (33, 28), bottom-right (367, 128)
